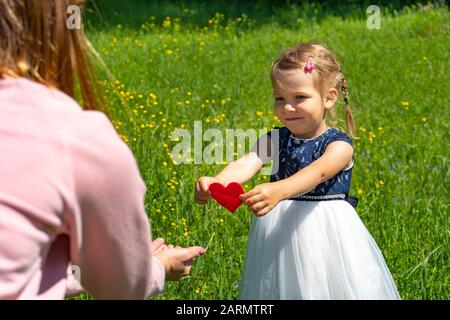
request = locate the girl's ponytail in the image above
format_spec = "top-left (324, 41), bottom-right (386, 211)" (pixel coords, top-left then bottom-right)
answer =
top-left (341, 76), bottom-right (357, 139)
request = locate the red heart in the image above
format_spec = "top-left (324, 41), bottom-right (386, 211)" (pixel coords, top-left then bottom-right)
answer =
top-left (208, 182), bottom-right (245, 213)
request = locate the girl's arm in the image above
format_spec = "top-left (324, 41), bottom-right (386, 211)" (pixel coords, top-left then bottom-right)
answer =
top-left (215, 151), bottom-right (263, 185)
top-left (195, 133), bottom-right (273, 204)
top-left (240, 141), bottom-right (353, 216)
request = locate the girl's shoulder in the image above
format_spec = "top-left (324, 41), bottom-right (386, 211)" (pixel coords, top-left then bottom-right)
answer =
top-left (323, 128), bottom-right (353, 147)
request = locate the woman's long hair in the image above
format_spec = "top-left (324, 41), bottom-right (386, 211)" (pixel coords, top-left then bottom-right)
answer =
top-left (0, 0), bottom-right (104, 111)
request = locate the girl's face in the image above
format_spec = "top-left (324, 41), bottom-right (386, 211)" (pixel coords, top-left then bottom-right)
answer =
top-left (272, 69), bottom-right (337, 139)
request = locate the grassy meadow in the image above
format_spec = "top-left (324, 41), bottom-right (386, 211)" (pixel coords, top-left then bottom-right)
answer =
top-left (77, 1), bottom-right (449, 299)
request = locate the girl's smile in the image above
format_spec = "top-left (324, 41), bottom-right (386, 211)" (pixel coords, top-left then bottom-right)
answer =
top-left (284, 116), bottom-right (304, 122)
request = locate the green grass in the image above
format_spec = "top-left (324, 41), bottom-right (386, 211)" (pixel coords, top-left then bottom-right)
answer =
top-left (78, 1), bottom-right (449, 299)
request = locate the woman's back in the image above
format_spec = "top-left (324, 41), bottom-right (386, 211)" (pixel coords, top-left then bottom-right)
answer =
top-left (0, 76), bottom-right (164, 299)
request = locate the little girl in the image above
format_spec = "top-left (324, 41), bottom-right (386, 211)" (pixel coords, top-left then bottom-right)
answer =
top-left (195, 43), bottom-right (400, 300)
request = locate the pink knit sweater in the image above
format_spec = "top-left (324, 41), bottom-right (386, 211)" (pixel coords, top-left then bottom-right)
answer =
top-left (0, 76), bottom-right (165, 299)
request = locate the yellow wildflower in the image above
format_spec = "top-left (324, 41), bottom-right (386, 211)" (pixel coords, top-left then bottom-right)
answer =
top-left (401, 101), bottom-right (410, 111)
top-left (163, 18), bottom-right (171, 28)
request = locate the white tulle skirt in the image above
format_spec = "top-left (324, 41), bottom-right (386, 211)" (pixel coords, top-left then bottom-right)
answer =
top-left (239, 200), bottom-right (401, 300)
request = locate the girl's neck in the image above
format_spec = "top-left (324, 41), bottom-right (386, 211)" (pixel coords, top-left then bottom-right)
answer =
top-left (292, 122), bottom-right (329, 139)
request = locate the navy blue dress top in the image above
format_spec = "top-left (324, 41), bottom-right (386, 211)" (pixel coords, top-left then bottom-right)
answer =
top-left (268, 127), bottom-right (358, 207)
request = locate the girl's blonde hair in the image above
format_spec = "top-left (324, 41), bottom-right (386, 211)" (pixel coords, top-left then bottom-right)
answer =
top-left (271, 43), bottom-right (356, 138)
top-left (0, 0), bottom-right (104, 111)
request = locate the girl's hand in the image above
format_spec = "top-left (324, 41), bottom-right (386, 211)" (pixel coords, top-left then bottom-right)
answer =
top-left (239, 182), bottom-right (284, 217)
top-left (195, 176), bottom-right (221, 204)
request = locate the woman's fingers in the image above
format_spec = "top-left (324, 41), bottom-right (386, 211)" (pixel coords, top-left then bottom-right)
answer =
top-left (181, 264), bottom-right (193, 278)
top-left (163, 246), bottom-right (206, 281)
top-left (180, 246), bottom-right (206, 261)
top-left (151, 237), bottom-right (165, 253)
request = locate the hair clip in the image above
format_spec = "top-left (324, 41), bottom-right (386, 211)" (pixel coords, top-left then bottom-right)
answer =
top-left (304, 58), bottom-right (315, 73)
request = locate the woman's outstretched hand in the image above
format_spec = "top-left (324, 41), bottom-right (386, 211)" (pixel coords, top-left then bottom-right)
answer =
top-left (195, 176), bottom-right (221, 204)
top-left (239, 182), bottom-right (284, 217)
top-left (152, 238), bottom-right (206, 281)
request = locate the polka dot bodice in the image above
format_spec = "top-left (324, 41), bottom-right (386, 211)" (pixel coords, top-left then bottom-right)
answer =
top-left (268, 127), bottom-right (353, 200)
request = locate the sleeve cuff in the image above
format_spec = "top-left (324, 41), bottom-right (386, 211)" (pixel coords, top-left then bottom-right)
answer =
top-left (146, 257), bottom-right (166, 298)
top-left (65, 264), bottom-right (85, 298)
